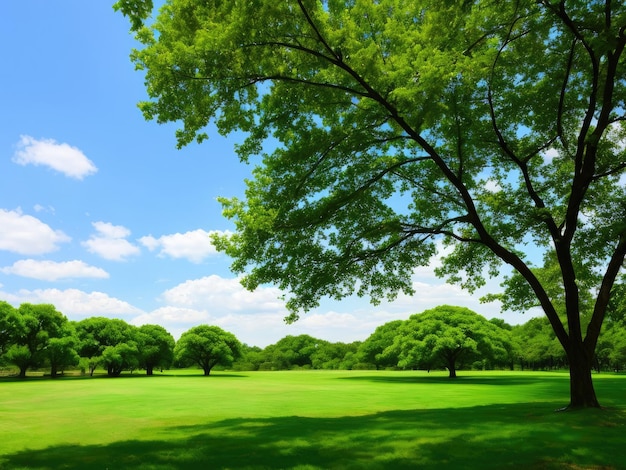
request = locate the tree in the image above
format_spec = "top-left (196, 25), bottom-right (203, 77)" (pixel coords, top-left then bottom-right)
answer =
top-left (384, 306), bottom-right (512, 378)
top-left (357, 320), bottom-right (405, 370)
top-left (5, 303), bottom-right (69, 378)
top-left (75, 317), bottom-right (139, 376)
top-left (262, 334), bottom-right (324, 370)
top-left (118, 0), bottom-right (626, 408)
top-left (311, 341), bottom-right (358, 370)
top-left (136, 324), bottom-right (175, 375)
top-left (0, 301), bottom-right (18, 359)
top-left (512, 317), bottom-right (565, 370)
top-left (174, 325), bottom-right (242, 376)
top-left (46, 324), bottom-right (80, 378)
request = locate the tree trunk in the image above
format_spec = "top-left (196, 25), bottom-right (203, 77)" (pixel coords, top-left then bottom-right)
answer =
top-left (565, 345), bottom-right (600, 409)
top-left (18, 366), bottom-right (27, 378)
top-left (146, 365), bottom-right (154, 376)
top-left (445, 357), bottom-right (457, 378)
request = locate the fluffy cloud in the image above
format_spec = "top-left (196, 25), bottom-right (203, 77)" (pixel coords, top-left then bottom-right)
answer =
top-left (0, 288), bottom-right (143, 318)
top-left (0, 259), bottom-right (109, 281)
top-left (0, 208), bottom-right (71, 254)
top-left (82, 221), bottom-right (140, 261)
top-left (139, 229), bottom-right (228, 263)
top-left (160, 274), bottom-right (286, 313)
top-left (13, 135), bottom-right (97, 180)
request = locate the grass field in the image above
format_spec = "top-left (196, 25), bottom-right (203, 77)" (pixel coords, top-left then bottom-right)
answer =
top-left (1, 370), bottom-right (625, 469)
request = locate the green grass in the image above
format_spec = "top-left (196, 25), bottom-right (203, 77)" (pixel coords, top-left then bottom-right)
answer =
top-left (1, 370), bottom-right (625, 469)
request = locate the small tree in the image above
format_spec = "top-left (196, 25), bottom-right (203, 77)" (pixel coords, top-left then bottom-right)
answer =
top-left (386, 306), bottom-right (512, 378)
top-left (174, 325), bottom-right (242, 376)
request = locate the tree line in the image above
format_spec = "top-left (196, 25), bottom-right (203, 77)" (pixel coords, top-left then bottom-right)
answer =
top-left (2, 302), bottom-right (625, 379)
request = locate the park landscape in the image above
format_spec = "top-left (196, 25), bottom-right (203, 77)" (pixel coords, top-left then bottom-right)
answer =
top-left (3, 0), bottom-right (626, 468)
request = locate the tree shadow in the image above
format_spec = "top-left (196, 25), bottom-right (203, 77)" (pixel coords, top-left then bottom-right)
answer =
top-left (2, 402), bottom-right (624, 470)
top-left (337, 373), bottom-right (562, 386)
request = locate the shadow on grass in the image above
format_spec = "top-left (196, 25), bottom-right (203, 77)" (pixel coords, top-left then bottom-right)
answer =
top-left (337, 374), bottom-right (565, 386)
top-left (2, 402), bottom-right (624, 470)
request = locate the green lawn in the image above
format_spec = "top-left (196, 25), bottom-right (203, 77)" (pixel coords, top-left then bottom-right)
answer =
top-left (1, 370), bottom-right (625, 469)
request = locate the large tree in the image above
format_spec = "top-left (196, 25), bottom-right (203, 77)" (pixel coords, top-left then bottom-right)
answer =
top-left (384, 306), bottom-right (512, 377)
top-left (174, 325), bottom-right (242, 375)
top-left (117, 0), bottom-right (626, 408)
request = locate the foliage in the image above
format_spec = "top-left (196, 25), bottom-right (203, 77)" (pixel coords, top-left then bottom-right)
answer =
top-left (136, 324), bottom-right (175, 375)
top-left (74, 317), bottom-right (139, 377)
top-left (174, 325), bottom-right (243, 375)
top-left (357, 320), bottom-right (405, 370)
top-left (383, 306), bottom-right (512, 377)
top-left (4, 303), bottom-right (70, 378)
top-left (120, 0), bottom-right (626, 408)
top-left (512, 317), bottom-right (566, 370)
top-left (0, 301), bottom-right (17, 357)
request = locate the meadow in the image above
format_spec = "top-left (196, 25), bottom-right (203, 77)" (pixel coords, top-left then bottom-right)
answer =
top-left (1, 370), bottom-right (625, 469)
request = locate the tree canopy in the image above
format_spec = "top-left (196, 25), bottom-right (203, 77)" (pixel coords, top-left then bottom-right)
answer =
top-left (117, 0), bottom-right (626, 408)
top-left (384, 306), bottom-right (513, 377)
top-left (174, 325), bottom-right (243, 375)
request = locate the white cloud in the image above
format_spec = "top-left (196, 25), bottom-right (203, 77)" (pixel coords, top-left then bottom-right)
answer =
top-left (1, 259), bottom-right (109, 281)
top-left (0, 208), bottom-right (71, 254)
top-left (139, 229), bottom-right (228, 263)
top-left (160, 274), bottom-right (286, 313)
top-left (0, 288), bottom-right (143, 319)
top-left (13, 135), bottom-right (97, 180)
top-left (33, 204), bottom-right (55, 214)
top-left (82, 221), bottom-right (140, 261)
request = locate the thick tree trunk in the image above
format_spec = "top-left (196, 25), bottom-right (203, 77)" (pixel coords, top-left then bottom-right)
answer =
top-left (146, 365), bottom-right (154, 376)
top-left (565, 345), bottom-right (600, 409)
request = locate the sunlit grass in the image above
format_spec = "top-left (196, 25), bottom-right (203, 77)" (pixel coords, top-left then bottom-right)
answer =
top-left (0, 370), bottom-right (625, 469)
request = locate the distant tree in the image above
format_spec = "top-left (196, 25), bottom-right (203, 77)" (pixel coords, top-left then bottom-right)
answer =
top-left (174, 325), bottom-right (242, 376)
top-left (233, 344), bottom-right (264, 371)
top-left (357, 320), bottom-right (405, 370)
top-left (46, 323), bottom-right (80, 377)
top-left (74, 317), bottom-right (108, 376)
top-left (595, 321), bottom-right (626, 372)
top-left (512, 317), bottom-right (565, 370)
top-left (75, 317), bottom-right (139, 376)
top-left (5, 303), bottom-right (69, 378)
top-left (386, 306), bottom-right (512, 378)
top-left (311, 341), bottom-right (357, 370)
top-left (489, 318), bottom-right (519, 370)
top-left (137, 324), bottom-right (175, 375)
top-left (262, 334), bottom-right (324, 370)
top-left (0, 301), bottom-right (17, 358)
top-left (101, 342), bottom-right (140, 377)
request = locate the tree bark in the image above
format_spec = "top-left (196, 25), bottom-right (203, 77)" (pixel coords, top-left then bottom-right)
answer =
top-left (564, 342), bottom-right (600, 409)
top-left (146, 365), bottom-right (154, 376)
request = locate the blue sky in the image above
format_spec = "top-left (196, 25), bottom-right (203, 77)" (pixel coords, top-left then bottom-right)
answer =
top-left (0, 2), bottom-right (539, 347)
